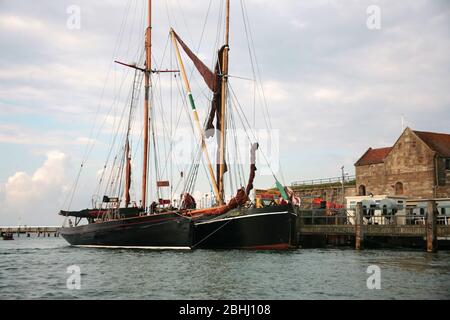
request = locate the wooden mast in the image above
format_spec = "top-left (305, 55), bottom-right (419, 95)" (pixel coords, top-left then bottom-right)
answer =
top-left (218, 0), bottom-right (230, 204)
top-left (124, 139), bottom-right (131, 207)
top-left (142, 0), bottom-right (152, 210)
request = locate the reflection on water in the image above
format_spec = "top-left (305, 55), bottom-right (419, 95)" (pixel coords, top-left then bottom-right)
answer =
top-left (0, 237), bottom-right (449, 299)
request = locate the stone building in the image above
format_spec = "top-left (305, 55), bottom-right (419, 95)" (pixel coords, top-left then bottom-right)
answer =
top-left (355, 127), bottom-right (450, 199)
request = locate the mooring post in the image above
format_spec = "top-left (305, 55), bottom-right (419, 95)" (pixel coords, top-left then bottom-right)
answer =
top-left (355, 202), bottom-right (364, 250)
top-left (426, 200), bottom-right (437, 253)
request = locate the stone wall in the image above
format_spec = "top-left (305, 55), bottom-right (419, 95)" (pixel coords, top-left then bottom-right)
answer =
top-left (436, 156), bottom-right (450, 186)
top-left (355, 128), bottom-right (450, 199)
top-left (292, 184), bottom-right (357, 208)
top-left (383, 128), bottom-right (436, 198)
top-left (436, 186), bottom-right (450, 198)
top-left (355, 163), bottom-right (385, 195)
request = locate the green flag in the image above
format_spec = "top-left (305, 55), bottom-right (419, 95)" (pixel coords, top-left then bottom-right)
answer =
top-left (275, 180), bottom-right (288, 200)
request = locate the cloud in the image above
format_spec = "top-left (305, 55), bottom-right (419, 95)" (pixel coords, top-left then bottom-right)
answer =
top-left (0, 151), bottom-right (70, 226)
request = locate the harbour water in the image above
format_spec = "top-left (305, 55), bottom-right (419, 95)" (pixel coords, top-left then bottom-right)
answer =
top-left (1, 237), bottom-right (449, 300)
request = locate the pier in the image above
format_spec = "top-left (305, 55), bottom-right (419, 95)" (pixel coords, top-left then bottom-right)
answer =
top-left (0, 226), bottom-right (60, 238)
top-left (297, 200), bottom-right (450, 252)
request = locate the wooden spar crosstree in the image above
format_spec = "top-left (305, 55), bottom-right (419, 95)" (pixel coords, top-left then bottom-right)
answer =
top-left (218, 0), bottom-right (230, 204)
top-left (170, 29), bottom-right (222, 204)
top-left (142, 0), bottom-right (152, 210)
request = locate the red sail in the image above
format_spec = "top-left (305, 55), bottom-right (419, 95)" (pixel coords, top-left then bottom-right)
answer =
top-left (206, 45), bottom-right (226, 139)
top-left (172, 30), bottom-right (225, 139)
top-left (172, 30), bottom-right (216, 91)
top-left (186, 188), bottom-right (248, 217)
top-left (245, 143), bottom-right (259, 196)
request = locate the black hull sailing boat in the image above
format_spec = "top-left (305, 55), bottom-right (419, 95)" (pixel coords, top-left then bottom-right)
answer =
top-left (60, 212), bottom-right (192, 249)
top-left (194, 205), bottom-right (297, 250)
top-left (58, 0), bottom-right (195, 249)
top-left (58, 0), bottom-right (299, 250)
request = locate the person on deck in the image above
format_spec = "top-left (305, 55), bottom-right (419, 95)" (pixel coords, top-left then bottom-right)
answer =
top-left (181, 192), bottom-right (196, 210)
top-left (150, 201), bottom-right (158, 214)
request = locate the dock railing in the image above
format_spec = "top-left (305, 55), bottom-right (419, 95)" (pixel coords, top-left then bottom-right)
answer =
top-left (297, 201), bottom-right (450, 252)
top-left (292, 175), bottom-right (356, 187)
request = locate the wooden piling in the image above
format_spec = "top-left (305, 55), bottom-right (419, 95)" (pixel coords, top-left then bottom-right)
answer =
top-left (426, 200), bottom-right (437, 253)
top-left (355, 202), bottom-right (364, 250)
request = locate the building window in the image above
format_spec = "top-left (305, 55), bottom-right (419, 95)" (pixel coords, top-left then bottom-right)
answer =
top-left (445, 159), bottom-right (450, 170)
top-left (395, 182), bottom-right (404, 195)
top-left (441, 207), bottom-right (446, 215)
top-left (358, 185), bottom-right (366, 196)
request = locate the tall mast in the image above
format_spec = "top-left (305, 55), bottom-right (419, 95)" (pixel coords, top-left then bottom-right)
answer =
top-left (142, 0), bottom-right (152, 210)
top-left (124, 139), bottom-right (131, 208)
top-left (218, 0), bottom-right (230, 204)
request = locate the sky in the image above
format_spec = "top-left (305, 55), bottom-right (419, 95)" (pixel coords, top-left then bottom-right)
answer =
top-left (0, 0), bottom-right (449, 226)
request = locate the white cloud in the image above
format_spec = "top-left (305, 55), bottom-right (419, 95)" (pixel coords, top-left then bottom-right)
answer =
top-left (313, 88), bottom-right (342, 102)
top-left (0, 14), bottom-right (44, 30)
top-left (0, 151), bottom-right (70, 225)
top-left (75, 136), bottom-right (96, 145)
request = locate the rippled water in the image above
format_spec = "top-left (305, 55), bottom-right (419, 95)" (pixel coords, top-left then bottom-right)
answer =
top-left (0, 237), bottom-right (449, 299)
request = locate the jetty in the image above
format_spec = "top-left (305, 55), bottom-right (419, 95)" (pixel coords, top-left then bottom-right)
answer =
top-left (0, 226), bottom-right (60, 238)
top-left (297, 200), bottom-right (450, 252)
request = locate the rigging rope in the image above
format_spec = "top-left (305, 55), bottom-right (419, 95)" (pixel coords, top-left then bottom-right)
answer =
top-left (64, 0), bottom-right (136, 210)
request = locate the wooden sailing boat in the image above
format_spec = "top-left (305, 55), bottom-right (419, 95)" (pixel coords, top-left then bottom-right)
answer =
top-left (59, 0), bottom-right (298, 250)
top-left (59, 0), bottom-right (194, 249)
top-left (167, 1), bottom-right (298, 249)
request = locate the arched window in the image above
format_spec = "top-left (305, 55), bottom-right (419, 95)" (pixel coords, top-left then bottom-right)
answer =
top-left (395, 182), bottom-right (404, 195)
top-left (358, 185), bottom-right (366, 196)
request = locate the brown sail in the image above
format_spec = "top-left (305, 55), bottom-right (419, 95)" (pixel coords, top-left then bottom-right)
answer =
top-left (172, 30), bottom-right (228, 180)
top-left (245, 143), bottom-right (259, 196)
top-left (171, 30), bottom-right (225, 139)
top-left (171, 30), bottom-right (216, 91)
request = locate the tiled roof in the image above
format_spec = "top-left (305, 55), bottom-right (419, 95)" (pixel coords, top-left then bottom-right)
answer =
top-left (414, 130), bottom-right (450, 157)
top-left (355, 147), bottom-right (392, 166)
